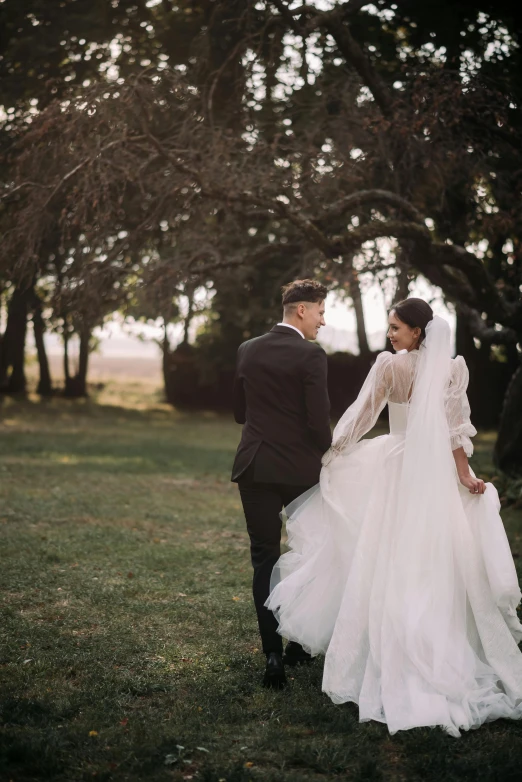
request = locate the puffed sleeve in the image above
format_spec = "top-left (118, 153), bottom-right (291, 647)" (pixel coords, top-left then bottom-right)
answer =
top-left (445, 356), bottom-right (477, 457)
top-left (322, 352), bottom-right (393, 466)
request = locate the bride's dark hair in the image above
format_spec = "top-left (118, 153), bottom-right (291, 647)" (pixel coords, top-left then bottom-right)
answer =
top-left (392, 298), bottom-right (434, 344)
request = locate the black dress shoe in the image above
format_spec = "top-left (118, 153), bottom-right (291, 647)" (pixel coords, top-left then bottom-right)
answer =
top-left (262, 652), bottom-right (287, 689)
top-left (283, 641), bottom-right (312, 667)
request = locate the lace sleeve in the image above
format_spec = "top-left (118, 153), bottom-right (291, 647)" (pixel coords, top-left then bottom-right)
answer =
top-left (445, 356), bottom-right (477, 457)
top-left (322, 352), bottom-right (393, 465)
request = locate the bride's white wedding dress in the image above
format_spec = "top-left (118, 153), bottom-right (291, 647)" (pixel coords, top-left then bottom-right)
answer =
top-left (266, 317), bottom-right (522, 737)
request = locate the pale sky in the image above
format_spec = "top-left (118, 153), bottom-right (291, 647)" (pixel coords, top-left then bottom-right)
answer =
top-left (36, 277), bottom-right (453, 359)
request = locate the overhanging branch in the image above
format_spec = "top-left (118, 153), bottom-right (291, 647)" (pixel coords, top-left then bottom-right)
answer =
top-left (457, 304), bottom-right (519, 346)
top-left (319, 189), bottom-right (425, 224)
top-left (336, 219), bottom-right (431, 254)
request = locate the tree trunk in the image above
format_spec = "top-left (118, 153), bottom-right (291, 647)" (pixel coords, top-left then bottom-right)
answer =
top-left (350, 269), bottom-right (370, 356)
top-left (64, 323), bottom-right (90, 397)
top-left (63, 317), bottom-right (71, 387)
top-left (204, 0), bottom-right (247, 129)
top-left (31, 293), bottom-right (53, 396)
top-left (455, 309), bottom-right (476, 358)
top-left (0, 284), bottom-right (30, 394)
top-left (77, 325), bottom-right (90, 395)
top-left (456, 309), bottom-right (513, 426)
top-left (393, 263), bottom-right (410, 304)
top-left (494, 359), bottom-right (522, 476)
top-left (182, 291), bottom-right (195, 346)
top-left (0, 332), bottom-right (7, 391)
top-left (162, 320), bottom-right (175, 403)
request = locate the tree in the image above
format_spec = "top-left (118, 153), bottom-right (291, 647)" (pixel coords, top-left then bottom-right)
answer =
top-left (0, 0), bottom-right (216, 395)
top-left (2, 1), bottom-right (522, 468)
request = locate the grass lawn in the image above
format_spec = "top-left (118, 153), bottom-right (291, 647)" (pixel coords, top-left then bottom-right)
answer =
top-left (1, 385), bottom-right (522, 781)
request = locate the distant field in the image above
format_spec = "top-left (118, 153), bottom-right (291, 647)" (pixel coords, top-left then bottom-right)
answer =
top-left (1, 387), bottom-right (521, 781)
top-left (46, 353), bottom-right (163, 383)
top-left (26, 353), bottom-right (164, 409)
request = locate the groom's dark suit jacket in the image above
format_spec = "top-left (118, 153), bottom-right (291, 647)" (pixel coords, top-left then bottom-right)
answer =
top-left (231, 325), bottom-right (332, 486)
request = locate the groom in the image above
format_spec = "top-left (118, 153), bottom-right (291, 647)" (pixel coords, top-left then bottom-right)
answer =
top-left (231, 279), bottom-right (332, 688)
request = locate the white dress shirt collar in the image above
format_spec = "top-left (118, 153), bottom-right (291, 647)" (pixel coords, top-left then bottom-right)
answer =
top-left (277, 322), bottom-right (305, 339)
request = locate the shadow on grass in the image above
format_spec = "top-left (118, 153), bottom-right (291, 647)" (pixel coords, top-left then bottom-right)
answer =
top-left (1, 432), bottom-right (235, 477)
top-left (2, 606), bottom-right (522, 782)
top-left (0, 394), bottom-right (230, 426)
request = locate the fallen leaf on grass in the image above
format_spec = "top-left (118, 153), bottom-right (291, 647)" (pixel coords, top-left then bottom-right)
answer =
top-left (120, 718), bottom-right (128, 726)
top-left (232, 596), bottom-right (240, 601)
top-left (245, 761), bottom-right (254, 768)
top-left (89, 730), bottom-right (98, 737)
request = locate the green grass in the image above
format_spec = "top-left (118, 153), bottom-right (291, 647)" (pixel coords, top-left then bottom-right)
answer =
top-left (1, 392), bottom-right (522, 782)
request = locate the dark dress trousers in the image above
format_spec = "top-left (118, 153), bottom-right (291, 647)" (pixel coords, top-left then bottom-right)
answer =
top-left (231, 325), bottom-right (332, 654)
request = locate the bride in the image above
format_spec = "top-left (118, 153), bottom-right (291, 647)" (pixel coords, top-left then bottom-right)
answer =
top-left (265, 298), bottom-right (522, 737)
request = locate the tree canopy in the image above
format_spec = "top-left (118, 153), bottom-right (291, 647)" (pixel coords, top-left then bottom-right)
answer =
top-left (1, 0), bottom-right (522, 469)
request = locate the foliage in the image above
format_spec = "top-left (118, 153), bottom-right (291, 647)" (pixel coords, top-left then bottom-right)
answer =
top-left (495, 475), bottom-right (522, 509)
top-left (0, 1), bottom-right (522, 464)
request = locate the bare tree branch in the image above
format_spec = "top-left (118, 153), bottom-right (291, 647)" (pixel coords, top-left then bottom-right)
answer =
top-left (42, 138), bottom-right (134, 210)
top-left (270, 2), bottom-right (395, 116)
top-left (324, 20), bottom-right (394, 117)
top-left (344, 0), bottom-right (375, 16)
top-left (426, 242), bottom-right (517, 325)
top-left (1, 181), bottom-right (51, 200)
top-left (319, 189), bottom-right (425, 224)
top-left (334, 219), bottom-right (431, 253)
top-left (457, 303), bottom-right (519, 345)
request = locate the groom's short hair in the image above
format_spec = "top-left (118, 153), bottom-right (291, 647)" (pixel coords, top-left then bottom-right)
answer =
top-left (282, 279), bottom-right (327, 312)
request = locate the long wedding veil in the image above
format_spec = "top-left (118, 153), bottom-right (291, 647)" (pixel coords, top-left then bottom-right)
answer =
top-left (385, 315), bottom-right (476, 706)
